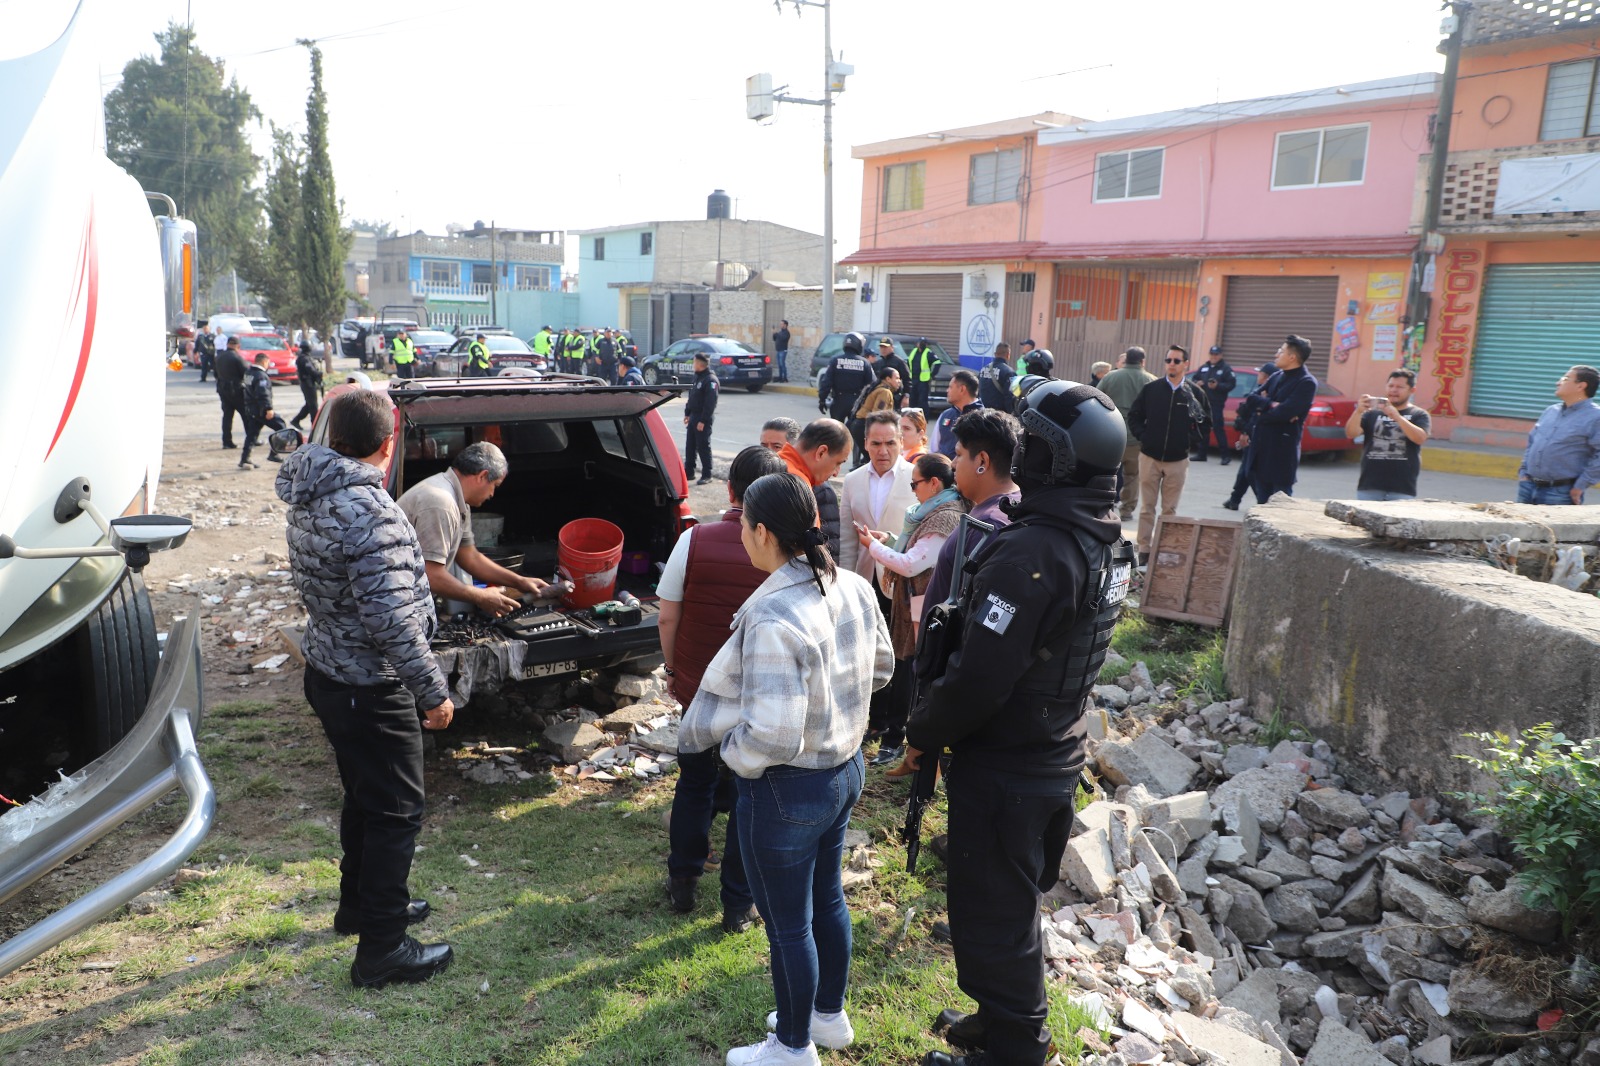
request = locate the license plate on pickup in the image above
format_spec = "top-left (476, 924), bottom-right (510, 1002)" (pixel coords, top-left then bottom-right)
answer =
top-left (745, 369), bottom-right (762, 377)
top-left (522, 659), bottom-right (577, 680)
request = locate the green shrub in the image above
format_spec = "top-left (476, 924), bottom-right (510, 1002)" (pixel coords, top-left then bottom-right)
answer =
top-left (1455, 724), bottom-right (1600, 937)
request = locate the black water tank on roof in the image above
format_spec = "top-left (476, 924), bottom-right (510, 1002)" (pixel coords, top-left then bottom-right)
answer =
top-left (707, 190), bottom-right (731, 220)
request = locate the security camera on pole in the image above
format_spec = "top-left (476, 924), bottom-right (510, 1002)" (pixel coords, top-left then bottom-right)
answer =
top-left (747, 0), bottom-right (853, 335)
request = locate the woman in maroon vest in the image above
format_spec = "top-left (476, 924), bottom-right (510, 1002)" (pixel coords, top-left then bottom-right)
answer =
top-left (658, 445), bottom-right (787, 931)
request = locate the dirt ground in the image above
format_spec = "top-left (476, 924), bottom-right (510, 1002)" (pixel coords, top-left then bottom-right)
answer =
top-left (0, 367), bottom-right (737, 1058)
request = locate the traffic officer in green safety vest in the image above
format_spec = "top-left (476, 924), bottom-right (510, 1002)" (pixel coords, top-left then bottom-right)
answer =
top-left (466, 333), bottom-right (492, 377)
top-left (391, 328), bottom-right (417, 380)
top-left (532, 325), bottom-right (555, 371)
top-left (568, 330), bottom-right (592, 376)
top-left (906, 337), bottom-right (942, 412)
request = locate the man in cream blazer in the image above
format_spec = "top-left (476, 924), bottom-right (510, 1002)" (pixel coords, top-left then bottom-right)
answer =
top-left (838, 411), bottom-right (917, 582)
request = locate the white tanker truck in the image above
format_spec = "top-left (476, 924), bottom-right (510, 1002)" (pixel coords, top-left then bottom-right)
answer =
top-left (0, 1), bottom-right (215, 976)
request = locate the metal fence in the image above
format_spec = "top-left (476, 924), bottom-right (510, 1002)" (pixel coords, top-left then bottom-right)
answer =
top-left (1050, 261), bottom-right (1200, 382)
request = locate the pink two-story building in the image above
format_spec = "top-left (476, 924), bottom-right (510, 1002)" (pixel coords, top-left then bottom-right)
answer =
top-left (842, 79), bottom-right (1440, 410)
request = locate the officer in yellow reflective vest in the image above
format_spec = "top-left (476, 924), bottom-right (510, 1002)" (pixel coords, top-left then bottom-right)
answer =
top-left (906, 337), bottom-right (943, 412)
top-left (532, 325), bottom-right (555, 371)
top-left (391, 329), bottom-right (417, 380)
top-left (466, 333), bottom-right (492, 377)
top-left (567, 330), bottom-right (591, 375)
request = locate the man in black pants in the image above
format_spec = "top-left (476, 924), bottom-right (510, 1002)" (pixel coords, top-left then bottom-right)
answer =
top-left (213, 335), bottom-right (247, 450)
top-left (1223, 362), bottom-right (1276, 509)
top-left (276, 389), bottom-right (454, 989)
top-left (683, 352), bottom-right (719, 485)
top-left (908, 381), bottom-right (1131, 1066)
top-left (1188, 345), bottom-right (1237, 463)
top-left (196, 323), bottom-right (216, 383)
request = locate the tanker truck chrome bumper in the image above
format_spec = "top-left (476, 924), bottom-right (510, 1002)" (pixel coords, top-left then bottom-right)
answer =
top-left (0, 609), bottom-right (212, 978)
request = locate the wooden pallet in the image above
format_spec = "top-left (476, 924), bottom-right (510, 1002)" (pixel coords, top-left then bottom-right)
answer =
top-left (1141, 516), bottom-right (1241, 627)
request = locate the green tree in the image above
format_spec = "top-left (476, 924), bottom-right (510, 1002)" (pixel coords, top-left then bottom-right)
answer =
top-left (238, 125), bottom-right (304, 323)
top-left (295, 43), bottom-right (352, 363)
top-left (104, 23), bottom-right (260, 288)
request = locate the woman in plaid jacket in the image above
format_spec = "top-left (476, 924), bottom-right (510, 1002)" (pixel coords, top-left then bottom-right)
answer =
top-left (679, 472), bottom-right (894, 1066)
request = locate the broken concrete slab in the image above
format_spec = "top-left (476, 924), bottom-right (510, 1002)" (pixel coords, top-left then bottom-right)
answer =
top-left (543, 720), bottom-right (607, 763)
top-left (1143, 790), bottom-right (1213, 849)
top-left (1380, 867), bottom-right (1472, 949)
top-left (1301, 1015), bottom-right (1390, 1066)
top-left (1298, 788), bottom-right (1372, 831)
top-left (1170, 1013), bottom-right (1282, 1066)
top-left (1325, 497), bottom-right (1600, 544)
top-left (1465, 879), bottom-right (1561, 945)
top-left (1095, 730), bottom-right (1202, 798)
top-left (1447, 969), bottom-right (1547, 1024)
top-left (1213, 765), bottom-right (1309, 833)
top-left (1220, 967), bottom-right (1283, 1032)
top-left (1061, 827), bottom-right (1118, 901)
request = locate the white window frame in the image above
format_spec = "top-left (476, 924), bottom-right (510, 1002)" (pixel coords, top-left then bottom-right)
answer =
top-left (1270, 123), bottom-right (1370, 190)
top-left (968, 148), bottom-right (1024, 206)
top-left (421, 259), bottom-right (459, 287)
top-left (1539, 57), bottom-right (1600, 140)
top-left (1092, 147), bottom-right (1166, 202)
top-left (513, 264), bottom-right (553, 291)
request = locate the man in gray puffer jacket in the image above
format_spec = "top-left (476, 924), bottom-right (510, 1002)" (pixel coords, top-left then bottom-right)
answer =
top-left (275, 388), bottom-right (456, 990)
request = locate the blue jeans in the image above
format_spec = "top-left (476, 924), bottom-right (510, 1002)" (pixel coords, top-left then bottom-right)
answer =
top-left (667, 748), bottom-right (751, 911)
top-left (1518, 480), bottom-right (1581, 505)
top-left (1356, 489), bottom-right (1416, 501)
top-left (735, 752), bottom-right (865, 1051)
top-left (776, 349), bottom-right (788, 381)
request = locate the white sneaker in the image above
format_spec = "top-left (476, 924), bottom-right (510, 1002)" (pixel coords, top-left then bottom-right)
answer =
top-left (726, 1033), bottom-right (821, 1066)
top-left (765, 1007), bottom-right (855, 1049)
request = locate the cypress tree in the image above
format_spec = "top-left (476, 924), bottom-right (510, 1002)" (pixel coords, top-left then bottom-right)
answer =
top-left (295, 43), bottom-right (351, 367)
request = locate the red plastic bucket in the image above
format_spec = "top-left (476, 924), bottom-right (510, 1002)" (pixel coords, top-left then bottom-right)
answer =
top-left (557, 518), bottom-right (625, 608)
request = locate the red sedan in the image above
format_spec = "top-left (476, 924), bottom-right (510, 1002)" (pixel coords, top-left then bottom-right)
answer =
top-left (235, 332), bottom-right (297, 383)
top-left (1220, 376), bottom-right (1359, 454)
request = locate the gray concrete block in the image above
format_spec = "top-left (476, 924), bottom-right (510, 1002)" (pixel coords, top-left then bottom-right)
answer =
top-left (1225, 497), bottom-right (1600, 799)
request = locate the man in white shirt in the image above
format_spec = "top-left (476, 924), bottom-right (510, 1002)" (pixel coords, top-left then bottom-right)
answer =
top-left (838, 411), bottom-right (916, 582)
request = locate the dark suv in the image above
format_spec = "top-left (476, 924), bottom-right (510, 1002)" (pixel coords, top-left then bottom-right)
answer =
top-left (308, 377), bottom-right (692, 697)
top-left (808, 333), bottom-right (956, 413)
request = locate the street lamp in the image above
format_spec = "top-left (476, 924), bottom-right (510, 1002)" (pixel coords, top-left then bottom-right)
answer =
top-left (748, 0), bottom-right (853, 333)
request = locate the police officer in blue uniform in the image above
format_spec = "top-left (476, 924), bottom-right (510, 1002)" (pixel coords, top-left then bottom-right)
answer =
top-left (818, 331), bottom-right (873, 437)
top-left (1187, 345), bottom-right (1238, 463)
top-left (907, 379), bottom-right (1133, 1066)
top-left (977, 342), bottom-right (1017, 414)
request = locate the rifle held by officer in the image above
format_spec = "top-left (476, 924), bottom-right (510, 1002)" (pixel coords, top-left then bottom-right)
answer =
top-left (901, 513), bottom-right (994, 873)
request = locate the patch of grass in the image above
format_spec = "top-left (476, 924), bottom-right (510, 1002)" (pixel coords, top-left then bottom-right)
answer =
top-left (237, 772), bottom-right (286, 799)
top-left (1256, 706), bottom-right (1312, 749)
top-left (1110, 612), bottom-right (1229, 694)
top-left (1, 696), bottom-right (1117, 1065)
top-left (209, 700), bottom-right (276, 720)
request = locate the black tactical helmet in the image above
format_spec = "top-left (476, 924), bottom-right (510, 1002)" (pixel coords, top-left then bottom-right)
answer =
top-left (842, 332), bottom-right (865, 356)
top-left (1023, 348), bottom-right (1055, 377)
top-left (1012, 379), bottom-right (1126, 486)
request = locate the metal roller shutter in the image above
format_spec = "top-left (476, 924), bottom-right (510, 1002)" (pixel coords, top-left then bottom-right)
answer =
top-left (887, 273), bottom-right (962, 356)
top-left (1468, 263), bottom-right (1600, 420)
top-left (1218, 276), bottom-right (1339, 379)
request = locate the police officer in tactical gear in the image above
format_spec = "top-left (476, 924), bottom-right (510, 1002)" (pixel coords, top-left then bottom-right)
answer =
top-left (1021, 348), bottom-right (1054, 380)
top-left (907, 379), bottom-right (1134, 1066)
top-left (818, 331), bottom-right (873, 425)
top-left (977, 342), bottom-right (1018, 415)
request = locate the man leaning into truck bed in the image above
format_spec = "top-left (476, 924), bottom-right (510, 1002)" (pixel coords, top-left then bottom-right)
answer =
top-left (396, 441), bottom-right (549, 617)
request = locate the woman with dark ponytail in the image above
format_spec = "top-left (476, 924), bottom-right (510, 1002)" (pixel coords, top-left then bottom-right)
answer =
top-left (680, 472), bottom-right (894, 1066)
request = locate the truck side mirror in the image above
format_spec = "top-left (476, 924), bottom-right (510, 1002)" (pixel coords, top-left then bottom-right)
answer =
top-left (109, 515), bottom-right (191, 571)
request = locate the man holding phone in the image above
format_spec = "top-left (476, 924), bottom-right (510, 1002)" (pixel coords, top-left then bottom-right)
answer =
top-left (1344, 369), bottom-right (1430, 501)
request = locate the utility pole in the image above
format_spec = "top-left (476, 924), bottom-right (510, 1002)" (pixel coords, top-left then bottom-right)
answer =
top-left (749, 1), bottom-right (853, 333)
top-left (1405, 1), bottom-right (1472, 363)
top-left (490, 219), bottom-right (498, 326)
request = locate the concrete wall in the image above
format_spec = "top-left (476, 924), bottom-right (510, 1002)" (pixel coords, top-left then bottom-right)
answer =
top-left (1224, 497), bottom-right (1600, 799)
top-left (709, 288), bottom-right (853, 358)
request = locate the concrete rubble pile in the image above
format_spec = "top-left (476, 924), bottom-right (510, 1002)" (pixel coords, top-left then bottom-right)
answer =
top-left (450, 663), bottom-right (684, 786)
top-left (1059, 651), bottom-right (1597, 1066)
top-left (163, 548), bottom-right (306, 684)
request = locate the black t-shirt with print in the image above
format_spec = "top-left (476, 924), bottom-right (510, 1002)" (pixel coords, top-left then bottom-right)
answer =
top-left (1357, 405), bottom-right (1431, 495)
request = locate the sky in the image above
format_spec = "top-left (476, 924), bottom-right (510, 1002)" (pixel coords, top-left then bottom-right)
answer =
top-left (9, 0), bottom-right (1451, 261)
